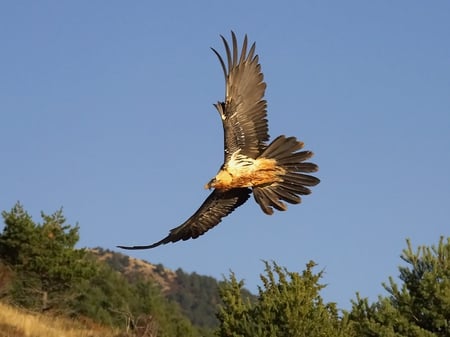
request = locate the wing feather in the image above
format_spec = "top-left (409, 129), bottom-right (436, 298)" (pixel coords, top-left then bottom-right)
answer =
top-left (212, 31), bottom-right (269, 161)
top-left (117, 188), bottom-right (251, 250)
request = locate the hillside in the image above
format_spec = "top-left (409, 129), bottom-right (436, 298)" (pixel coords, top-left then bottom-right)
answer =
top-left (91, 247), bottom-right (255, 328)
top-left (0, 301), bottom-right (118, 337)
top-left (91, 248), bottom-right (176, 293)
top-left (2, 204), bottom-right (448, 337)
top-left (0, 203), bottom-right (253, 336)
top-left (0, 246), bottom-right (253, 336)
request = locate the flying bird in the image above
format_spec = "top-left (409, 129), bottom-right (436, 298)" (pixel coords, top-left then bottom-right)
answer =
top-left (118, 32), bottom-right (320, 250)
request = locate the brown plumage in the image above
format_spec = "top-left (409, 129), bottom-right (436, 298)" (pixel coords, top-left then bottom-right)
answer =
top-left (118, 32), bottom-right (320, 250)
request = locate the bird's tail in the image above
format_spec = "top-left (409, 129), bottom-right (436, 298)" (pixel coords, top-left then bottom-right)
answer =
top-left (253, 135), bottom-right (320, 215)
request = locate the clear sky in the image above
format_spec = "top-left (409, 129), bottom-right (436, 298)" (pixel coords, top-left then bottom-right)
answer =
top-left (1, 2), bottom-right (449, 309)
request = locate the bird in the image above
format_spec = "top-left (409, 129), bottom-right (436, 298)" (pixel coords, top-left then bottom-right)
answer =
top-left (118, 32), bottom-right (320, 250)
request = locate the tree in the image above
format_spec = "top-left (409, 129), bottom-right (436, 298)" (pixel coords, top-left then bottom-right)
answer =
top-left (217, 260), bottom-right (354, 337)
top-left (0, 202), bottom-right (93, 310)
top-left (0, 203), bottom-right (206, 336)
top-left (349, 237), bottom-right (450, 337)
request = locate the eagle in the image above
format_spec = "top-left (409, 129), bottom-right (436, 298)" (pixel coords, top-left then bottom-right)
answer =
top-left (118, 32), bottom-right (320, 250)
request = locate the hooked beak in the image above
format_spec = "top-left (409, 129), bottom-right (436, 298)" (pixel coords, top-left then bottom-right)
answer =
top-left (205, 178), bottom-right (216, 190)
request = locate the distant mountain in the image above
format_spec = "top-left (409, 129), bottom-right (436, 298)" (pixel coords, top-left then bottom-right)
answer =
top-left (90, 247), bottom-right (254, 329)
top-left (91, 247), bottom-right (176, 293)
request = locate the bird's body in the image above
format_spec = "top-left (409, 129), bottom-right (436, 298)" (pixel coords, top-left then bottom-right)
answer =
top-left (118, 32), bottom-right (320, 250)
top-left (206, 152), bottom-right (284, 190)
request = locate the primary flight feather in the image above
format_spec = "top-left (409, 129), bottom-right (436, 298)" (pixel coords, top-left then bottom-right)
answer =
top-left (118, 32), bottom-right (320, 250)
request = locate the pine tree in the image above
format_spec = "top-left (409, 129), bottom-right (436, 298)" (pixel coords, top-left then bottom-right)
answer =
top-left (217, 260), bottom-right (354, 337)
top-left (0, 203), bottom-right (205, 336)
top-left (349, 237), bottom-right (450, 337)
top-left (0, 202), bottom-right (93, 310)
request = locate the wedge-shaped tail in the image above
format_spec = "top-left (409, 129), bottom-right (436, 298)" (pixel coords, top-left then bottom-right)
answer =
top-left (253, 135), bottom-right (320, 215)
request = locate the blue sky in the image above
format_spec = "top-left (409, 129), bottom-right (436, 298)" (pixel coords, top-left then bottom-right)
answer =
top-left (1, 1), bottom-right (449, 309)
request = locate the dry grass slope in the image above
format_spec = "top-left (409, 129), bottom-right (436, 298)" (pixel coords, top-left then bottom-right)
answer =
top-left (0, 302), bottom-right (119, 337)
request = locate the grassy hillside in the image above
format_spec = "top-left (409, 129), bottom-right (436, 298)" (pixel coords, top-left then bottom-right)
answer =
top-left (0, 301), bottom-right (118, 337)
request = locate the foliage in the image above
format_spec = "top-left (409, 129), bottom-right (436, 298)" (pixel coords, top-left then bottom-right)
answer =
top-left (169, 268), bottom-right (223, 328)
top-left (2, 203), bottom-right (449, 337)
top-left (217, 260), bottom-right (354, 337)
top-left (98, 246), bottom-right (244, 332)
top-left (66, 253), bottom-right (200, 336)
top-left (90, 248), bottom-right (219, 336)
top-left (0, 202), bottom-right (202, 337)
top-left (349, 237), bottom-right (450, 337)
top-left (0, 202), bottom-right (94, 310)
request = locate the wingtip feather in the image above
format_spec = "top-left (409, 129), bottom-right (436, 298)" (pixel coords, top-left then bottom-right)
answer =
top-left (117, 238), bottom-right (168, 250)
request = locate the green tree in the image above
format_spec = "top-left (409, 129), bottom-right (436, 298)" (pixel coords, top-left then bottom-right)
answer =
top-left (0, 202), bottom-right (93, 310)
top-left (217, 261), bottom-right (354, 337)
top-left (65, 252), bottom-right (202, 336)
top-left (0, 204), bottom-right (204, 336)
top-left (349, 237), bottom-right (450, 337)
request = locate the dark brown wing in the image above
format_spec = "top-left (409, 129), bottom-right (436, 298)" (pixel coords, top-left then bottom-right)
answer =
top-left (212, 32), bottom-right (269, 161)
top-left (117, 188), bottom-right (251, 250)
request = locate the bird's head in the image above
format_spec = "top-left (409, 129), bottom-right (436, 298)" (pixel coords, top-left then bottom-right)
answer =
top-left (204, 178), bottom-right (216, 190)
top-left (205, 169), bottom-right (232, 190)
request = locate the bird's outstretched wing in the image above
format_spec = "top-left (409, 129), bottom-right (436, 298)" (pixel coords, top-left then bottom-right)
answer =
top-left (212, 32), bottom-right (269, 161)
top-left (117, 188), bottom-right (251, 250)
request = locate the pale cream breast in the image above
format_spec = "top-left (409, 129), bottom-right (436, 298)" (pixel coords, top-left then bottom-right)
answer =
top-left (211, 152), bottom-right (285, 190)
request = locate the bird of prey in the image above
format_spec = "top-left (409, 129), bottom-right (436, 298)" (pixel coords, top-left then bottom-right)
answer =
top-left (118, 32), bottom-right (320, 250)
